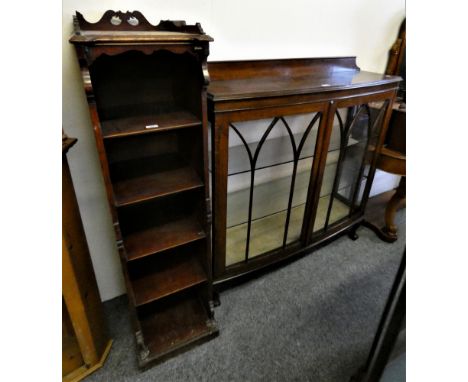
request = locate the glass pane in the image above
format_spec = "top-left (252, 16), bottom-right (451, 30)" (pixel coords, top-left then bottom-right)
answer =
top-left (331, 106), bottom-right (369, 224)
top-left (285, 113), bottom-right (320, 244)
top-left (226, 118), bottom-right (273, 266)
top-left (226, 113), bottom-right (320, 266)
top-left (226, 153), bottom-right (250, 266)
top-left (314, 101), bottom-right (389, 234)
top-left (249, 118), bottom-right (292, 257)
top-left (314, 108), bottom-right (353, 231)
top-left (336, 101), bottom-right (389, 208)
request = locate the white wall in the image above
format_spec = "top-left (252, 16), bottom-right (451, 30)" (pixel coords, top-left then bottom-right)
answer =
top-left (62, 0), bottom-right (405, 301)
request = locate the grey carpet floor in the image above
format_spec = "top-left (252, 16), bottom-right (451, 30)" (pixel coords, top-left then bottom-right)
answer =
top-left (88, 211), bottom-right (405, 382)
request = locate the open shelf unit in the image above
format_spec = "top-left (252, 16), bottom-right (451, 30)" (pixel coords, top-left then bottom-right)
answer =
top-left (70, 11), bottom-right (217, 368)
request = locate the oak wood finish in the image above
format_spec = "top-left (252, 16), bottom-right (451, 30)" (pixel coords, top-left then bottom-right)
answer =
top-left (208, 57), bottom-right (401, 283)
top-left (62, 134), bottom-right (112, 381)
top-left (70, 11), bottom-right (217, 368)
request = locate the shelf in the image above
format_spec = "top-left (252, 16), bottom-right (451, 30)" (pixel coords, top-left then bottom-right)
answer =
top-left (313, 193), bottom-right (350, 232)
top-left (227, 164), bottom-right (310, 228)
top-left (131, 254), bottom-right (207, 307)
top-left (226, 193), bottom-right (348, 266)
top-left (101, 109), bottom-right (201, 139)
top-left (226, 153), bottom-right (362, 228)
top-left (110, 154), bottom-right (204, 207)
top-left (226, 204), bottom-right (306, 266)
top-left (123, 215), bottom-right (206, 261)
top-left (225, 182), bottom-right (357, 266)
top-left (139, 292), bottom-right (218, 363)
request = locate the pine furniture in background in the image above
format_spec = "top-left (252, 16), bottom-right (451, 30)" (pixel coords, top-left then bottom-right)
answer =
top-left (62, 133), bottom-right (112, 381)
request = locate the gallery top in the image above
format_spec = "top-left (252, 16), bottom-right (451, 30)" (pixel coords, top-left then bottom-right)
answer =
top-left (69, 10), bottom-right (213, 45)
top-left (207, 57), bottom-right (401, 101)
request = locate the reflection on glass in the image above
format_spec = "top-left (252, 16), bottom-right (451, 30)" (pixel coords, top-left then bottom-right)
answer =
top-left (314, 101), bottom-right (389, 233)
top-left (226, 113), bottom-right (320, 266)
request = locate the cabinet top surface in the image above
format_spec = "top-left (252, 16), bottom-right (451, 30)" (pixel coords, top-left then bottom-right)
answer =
top-left (70, 31), bottom-right (213, 44)
top-left (207, 57), bottom-right (401, 101)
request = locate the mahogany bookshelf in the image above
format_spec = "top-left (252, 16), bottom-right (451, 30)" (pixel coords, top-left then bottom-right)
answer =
top-left (70, 10), bottom-right (218, 367)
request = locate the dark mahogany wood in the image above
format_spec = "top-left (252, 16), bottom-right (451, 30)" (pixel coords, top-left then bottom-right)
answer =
top-left (71, 10), bottom-right (212, 43)
top-left (70, 11), bottom-right (217, 368)
top-left (74, 11), bottom-right (205, 34)
top-left (101, 110), bottom-right (201, 139)
top-left (130, 251), bottom-right (207, 306)
top-left (364, 19), bottom-right (406, 243)
top-left (208, 57), bottom-right (399, 101)
top-left (123, 215), bottom-right (206, 261)
top-left (208, 57), bottom-right (401, 283)
top-left (110, 154), bottom-right (204, 207)
top-left (138, 290), bottom-right (218, 367)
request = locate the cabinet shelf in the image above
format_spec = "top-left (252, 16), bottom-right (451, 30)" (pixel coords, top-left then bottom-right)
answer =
top-left (123, 215), bottom-right (206, 261)
top-left (226, 190), bottom-right (353, 266)
top-left (131, 254), bottom-right (207, 307)
top-left (101, 109), bottom-right (201, 139)
top-left (226, 154), bottom-right (362, 228)
top-left (110, 154), bottom-right (204, 207)
top-left (226, 203), bottom-right (306, 265)
top-left (139, 291), bottom-right (217, 364)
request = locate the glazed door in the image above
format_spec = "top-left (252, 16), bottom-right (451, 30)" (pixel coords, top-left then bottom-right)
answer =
top-left (309, 93), bottom-right (394, 239)
top-left (211, 103), bottom-right (328, 280)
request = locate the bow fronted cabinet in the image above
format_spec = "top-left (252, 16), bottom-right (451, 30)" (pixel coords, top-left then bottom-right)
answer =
top-left (69, 11), bottom-right (218, 367)
top-left (207, 58), bottom-right (401, 283)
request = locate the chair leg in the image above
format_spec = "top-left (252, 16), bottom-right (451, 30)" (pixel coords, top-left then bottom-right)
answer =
top-left (381, 177), bottom-right (406, 241)
top-left (362, 177), bottom-right (405, 243)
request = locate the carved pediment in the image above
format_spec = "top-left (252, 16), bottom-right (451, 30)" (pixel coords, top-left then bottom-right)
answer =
top-left (74, 10), bottom-right (205, 34)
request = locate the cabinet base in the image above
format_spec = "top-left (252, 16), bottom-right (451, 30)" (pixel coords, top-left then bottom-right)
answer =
top-left (136, 292), bottom-right (219, 369)
top-left (138, 327), bottom-right (219, 369)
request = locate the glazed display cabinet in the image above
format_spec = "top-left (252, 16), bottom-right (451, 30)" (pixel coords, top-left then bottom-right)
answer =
top-left (70, 11), bottom-right (218, 367)
top-left (207, 58), bottom-right (401, 283)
